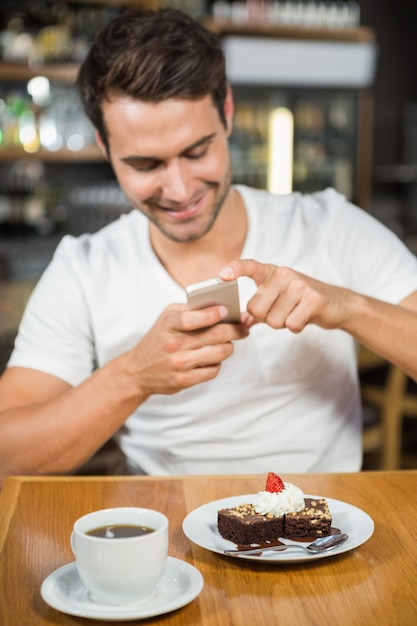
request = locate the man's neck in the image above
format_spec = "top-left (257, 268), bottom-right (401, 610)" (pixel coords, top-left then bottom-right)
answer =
top-left (149, 188), bottom-right (247, 288)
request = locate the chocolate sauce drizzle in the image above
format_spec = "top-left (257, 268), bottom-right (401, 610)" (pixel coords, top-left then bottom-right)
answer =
top-left (235, 527), bottom-right (341, 553)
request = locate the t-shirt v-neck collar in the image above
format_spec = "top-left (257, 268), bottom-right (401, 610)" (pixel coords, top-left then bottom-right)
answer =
top-left (130, 188), bottom-right (254, 297)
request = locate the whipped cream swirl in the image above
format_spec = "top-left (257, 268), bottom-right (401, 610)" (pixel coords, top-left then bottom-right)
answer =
top-left (253, 482), bottom-right (305, 517)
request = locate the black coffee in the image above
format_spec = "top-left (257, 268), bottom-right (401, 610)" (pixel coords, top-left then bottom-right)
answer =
top-left (86, 524), bottom-right (155, 538)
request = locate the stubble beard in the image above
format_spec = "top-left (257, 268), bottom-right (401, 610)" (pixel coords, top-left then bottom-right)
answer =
top-left (127, 164), bottom-right (233, 244)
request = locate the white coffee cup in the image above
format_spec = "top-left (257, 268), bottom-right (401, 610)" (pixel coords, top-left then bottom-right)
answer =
top-left (70, 507), bottom-right (168, 605)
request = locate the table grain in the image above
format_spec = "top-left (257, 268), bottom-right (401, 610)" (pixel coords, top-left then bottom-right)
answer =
top-left (0, 471), bottom-right (416, 626)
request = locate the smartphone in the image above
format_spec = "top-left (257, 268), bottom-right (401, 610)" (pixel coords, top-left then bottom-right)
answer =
top-left (185, 278), bottom-right (241, 323)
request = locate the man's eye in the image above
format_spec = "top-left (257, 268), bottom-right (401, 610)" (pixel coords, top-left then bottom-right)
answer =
top-left (133, 161), bottom-right (159, 172)
top-left (186, 145), bottom-right (209, 160)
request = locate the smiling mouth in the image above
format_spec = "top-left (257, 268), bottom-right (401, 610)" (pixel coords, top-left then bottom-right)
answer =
top-left (156, 196), bottom-right (204, 220)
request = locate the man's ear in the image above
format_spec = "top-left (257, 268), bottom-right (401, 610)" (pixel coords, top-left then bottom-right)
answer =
top-left (95, 130), bottom-right (109, 161)
top-left (224, 85), bottom-right (234, 136)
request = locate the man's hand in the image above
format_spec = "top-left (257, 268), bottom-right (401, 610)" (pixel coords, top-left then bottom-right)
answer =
top-left (219, 259), bottom-right (352, 333)
top-left (124, 303), bottom-right (249, 398)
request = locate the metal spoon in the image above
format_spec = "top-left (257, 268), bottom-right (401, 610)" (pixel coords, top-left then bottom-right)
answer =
top-left (223, 532), bottom-right (349, 556)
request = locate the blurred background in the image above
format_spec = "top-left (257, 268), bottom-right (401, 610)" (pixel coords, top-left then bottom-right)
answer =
top-left (0, 0), bottom-right (416, 471)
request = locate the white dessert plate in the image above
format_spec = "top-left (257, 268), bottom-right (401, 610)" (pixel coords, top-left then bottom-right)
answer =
top-left (182, 494), bottom-right (374, 563)
top-left (40, 556), bottom-right (203, 621)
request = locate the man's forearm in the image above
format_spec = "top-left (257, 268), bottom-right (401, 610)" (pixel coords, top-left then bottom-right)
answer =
top-left (0, 352), bottom-right (148, 483)
top-left (340, 291), bottom-right (417, 380)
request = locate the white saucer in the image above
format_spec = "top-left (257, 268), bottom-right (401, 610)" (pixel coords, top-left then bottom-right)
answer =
top-left (41, 557), bottom-right (204, 621)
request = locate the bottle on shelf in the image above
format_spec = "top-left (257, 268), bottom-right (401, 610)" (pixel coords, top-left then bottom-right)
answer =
top-left (209, 0), bottom-right (361, 27)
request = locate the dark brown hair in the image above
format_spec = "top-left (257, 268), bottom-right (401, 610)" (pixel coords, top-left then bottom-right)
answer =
top-left (77, 8), bottom-right (227, 150)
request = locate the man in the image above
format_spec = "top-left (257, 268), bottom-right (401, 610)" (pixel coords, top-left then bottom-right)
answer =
top-left (1, 8), bottom-right (417, 483)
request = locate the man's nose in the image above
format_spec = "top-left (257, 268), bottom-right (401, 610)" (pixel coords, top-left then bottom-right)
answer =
top-left (161, 160), bottom-right (192, 202)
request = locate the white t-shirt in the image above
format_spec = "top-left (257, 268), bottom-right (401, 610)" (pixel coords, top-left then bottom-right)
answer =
top-left (8, 186), bottom-right (417, 474)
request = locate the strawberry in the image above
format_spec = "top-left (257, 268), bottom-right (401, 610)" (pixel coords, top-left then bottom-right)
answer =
top-left (265, 472), bottom-right (285, 493)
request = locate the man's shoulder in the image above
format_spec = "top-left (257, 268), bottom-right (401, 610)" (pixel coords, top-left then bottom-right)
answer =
top-left (65, 209), bottom-right (140, 244)
top-left (89, 209), bottom-right (144, 244)
top-left (53, 210), bottom-right (145, 269)
top-left (235, 184), bottom-right (350, 219)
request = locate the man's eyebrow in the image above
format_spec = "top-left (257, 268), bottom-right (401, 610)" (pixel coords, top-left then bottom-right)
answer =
top-left (120, 133), bottom-right (216, 165)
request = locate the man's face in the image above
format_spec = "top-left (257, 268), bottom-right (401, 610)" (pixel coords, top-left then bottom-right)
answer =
top-left (99, 93), bottom-right (233, 243)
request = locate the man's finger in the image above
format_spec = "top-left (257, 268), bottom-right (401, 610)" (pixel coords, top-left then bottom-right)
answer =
top-left (219, 259), bottom-right (276, 286)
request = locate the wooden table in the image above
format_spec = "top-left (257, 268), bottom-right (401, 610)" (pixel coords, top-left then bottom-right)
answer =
top-left (0, 472), bottom-right (416, 625)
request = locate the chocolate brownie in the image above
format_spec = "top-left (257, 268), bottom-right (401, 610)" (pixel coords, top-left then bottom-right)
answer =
top-left (217, 502), bottom-right (284, 545)
top-left (218, 498), bottom-right (332, 544)
top-left (284, 497), bottom-right (331, 538)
